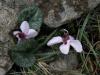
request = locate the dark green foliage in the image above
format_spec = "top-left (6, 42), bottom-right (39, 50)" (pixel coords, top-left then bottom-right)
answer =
top-left (10, 29), bottom-right (58, 68)
top-left (10, 51), bottom-right (36, 68)
top-left (10, 39), bottom-right (37, 67)
top-left (10, 4), bottom-right (43, 67)
top-left (11, 39), bottom-right (37, 52)
top-left (18, 4), bottom-right (43, 31)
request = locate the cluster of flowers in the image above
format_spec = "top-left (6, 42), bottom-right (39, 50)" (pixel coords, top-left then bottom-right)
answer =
top-left (13, 21), bottom-right (83, 54)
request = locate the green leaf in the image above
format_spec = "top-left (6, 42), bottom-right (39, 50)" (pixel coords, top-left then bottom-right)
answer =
top-left (10, 39), bottom-right (38, 67)
top-left (77, 13), bottom-right (90, 40)
top-left (11, 39), bottom-right (37, 51)
top-left (18, 4), bottom-right (43, 31)
top-left (10, 51), bottom-right (36, 67)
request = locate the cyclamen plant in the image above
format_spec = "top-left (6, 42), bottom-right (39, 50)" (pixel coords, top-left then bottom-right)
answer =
top-left (47, 29), bottom-right (83, 54)
top-left (13, 21), bottom-right (38, 42)
top-left (10, 4), bottom-right (43, 68)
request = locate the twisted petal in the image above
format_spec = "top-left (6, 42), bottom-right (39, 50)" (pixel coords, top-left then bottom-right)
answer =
top-left (20, 21), bottom-right (29, 34)
top-left (16, 35), bottom-right (21, 43)
top-left (26, 29), bottom-right (38, 39)
top-left (13, 31), bottom-right (20, 36)
top-left (59, 42), bottom-right (70, 54)
top-left (70, 40), bottom-right (83, 53)
top-left (47, 36), bottom-right (63, 46)
top-left (13, 31), bottom-right (21, 42)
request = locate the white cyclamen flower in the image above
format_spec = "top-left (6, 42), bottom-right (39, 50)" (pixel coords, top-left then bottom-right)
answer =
top-left (13, 21), bottom-right (38, 42)
top-left (47, 31), bottom-right (83, 54)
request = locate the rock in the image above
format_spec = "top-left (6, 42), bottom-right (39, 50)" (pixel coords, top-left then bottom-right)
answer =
top-left (48, 53), bottom-right (82, 75)
top-left (34, 0), bottom-right (100, 27)
top-left (49, 53), bottom-right (78, 71)
top-left (39, 53), bottom-right (80, 75)
top-left (1, 0), bottom-right (100, 28)
top-left (0, 4), bottom-right (17, 75)
top-left (0, 0), bottom-right (34, 13)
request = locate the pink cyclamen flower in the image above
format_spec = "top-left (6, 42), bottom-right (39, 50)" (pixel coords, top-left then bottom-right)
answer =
top-left (13, 21), bottom-right (38, 42)
top-left (47, 30), bottom-right (83, 54)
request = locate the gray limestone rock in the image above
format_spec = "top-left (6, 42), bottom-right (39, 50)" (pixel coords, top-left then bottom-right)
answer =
top-left (0, 0), bottom-right (100, 27)
top-left (48, 53), bottom-right (83, 75)
top-left (34, 0), bottom-right (100, 27)
top-left (39, 53), bottom-right (81, 75)
top-left (0, 4), bottom-right (17, 75)
top-left (0, 0), bottom-right (34, 13)
top-left (49, 53), bottom-right (78, 71)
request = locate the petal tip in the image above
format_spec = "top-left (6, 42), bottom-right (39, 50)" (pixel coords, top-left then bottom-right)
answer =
top-left (20, 21), bottom-right (29, 34)
top-left (76, 49), bottom-right (83, 53)
top-left (47, 42), bottom-right (51, 46)
top-left (22, 21), bottom-right (28, 23)
top-left (13, 31), bottom-right (20, 36)
top-left (59, 44), bottom-right (70, 55)
top-left (47, 36), bottom-right (63, 46)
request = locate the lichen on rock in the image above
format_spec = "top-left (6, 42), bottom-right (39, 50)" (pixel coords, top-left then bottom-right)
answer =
top-left (0, 4), bottom-right (17, 75)
top-left (34, 0), bottom-right (100, 28)
top-left (1, 0), bottom-right (100, 28)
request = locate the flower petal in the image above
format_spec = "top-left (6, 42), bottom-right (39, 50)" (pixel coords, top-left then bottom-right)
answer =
top-left (20, 21), bottom-right (29, 34)
top-left (13, 31), bottom-right (20, 36)
top-left (47, 36), bottom-right (63, 46)
top-left (13, 31), bottom-right (21, 41)
top-left (69, 35), bottom-right (75, 40)
top-left (16, 35), bottom-right (21, 43)
top-left (59, 43), bottom-right (70, 54)
top-left (70, 40), bottom-right (83, 53)
top-left (26, 29), bottom-right (38, 39)
top-left (13, 31), bottom-right (21, 42)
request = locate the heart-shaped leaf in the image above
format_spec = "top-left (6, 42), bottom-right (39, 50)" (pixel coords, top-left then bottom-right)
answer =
top-left (10, 38), bottom-right (38, 67)
top-left (18, 4), bottom-right (43, 31)
top-left (10, 51), bottom-right (36, 67)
